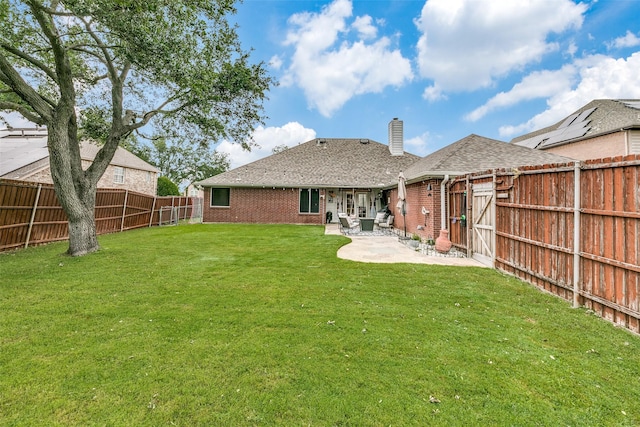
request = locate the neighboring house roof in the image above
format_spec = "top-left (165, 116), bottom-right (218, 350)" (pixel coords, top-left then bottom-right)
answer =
top-left (404, 134), bottom-right (573, 182)
top-left (79, 141), bottom-right (159, 173)
top-left (196, 138), bottom-right (420, 189)
top-left (0, 127), bottom-right (158, 178)
top-left (0, 127), bottom-right (49, 176)
top-left (511, 99), bottom-right (640, 149)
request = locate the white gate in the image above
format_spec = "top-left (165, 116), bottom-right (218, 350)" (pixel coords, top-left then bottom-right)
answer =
top-left (471, 182), bottom-right (495, 267)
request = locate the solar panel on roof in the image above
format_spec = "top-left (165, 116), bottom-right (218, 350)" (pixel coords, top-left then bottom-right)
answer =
top-left (573, 107), bottom-right (596, 124)
top-left (558, 112), bottom-right (579, 129)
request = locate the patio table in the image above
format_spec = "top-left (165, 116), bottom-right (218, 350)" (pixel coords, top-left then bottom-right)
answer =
top-left (359, 218), bottom-right (374, 232)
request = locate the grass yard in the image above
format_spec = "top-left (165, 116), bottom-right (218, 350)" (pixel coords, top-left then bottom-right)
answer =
top-left (1, 223), bottom-right (639, 426)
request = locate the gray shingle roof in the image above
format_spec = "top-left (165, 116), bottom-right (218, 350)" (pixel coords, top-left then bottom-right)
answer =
top-left (196, 138), bottom-right (420, 188)
top-left (0, 128), bottom-right (158, 176)
top-left (404, 134), bottom-right (573, 182)
top-left (511, 99), bottom-right (640, 149)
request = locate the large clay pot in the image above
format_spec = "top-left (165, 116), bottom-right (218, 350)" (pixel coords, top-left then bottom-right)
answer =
top-left (435, 229), bottom-right (452, 253)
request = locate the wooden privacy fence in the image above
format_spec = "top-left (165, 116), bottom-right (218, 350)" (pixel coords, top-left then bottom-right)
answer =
top-left (449, 155), bottom-right (640, 334)
top-left (0, 179), bottom-right (199, 252)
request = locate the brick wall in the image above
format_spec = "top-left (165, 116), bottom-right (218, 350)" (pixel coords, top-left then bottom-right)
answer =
top-left (544, 131), bottom-right (626, 160)
top-left (202, 187), bottom-right (325, 225)
top-left (388, 179), bottom-right (442, 240)
top-left (95, 161), bottom-right (157, 195)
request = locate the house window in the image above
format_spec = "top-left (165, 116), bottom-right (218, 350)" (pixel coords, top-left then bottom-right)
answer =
top-left (210, 188), bottom-right (230, 207)
top-left (113, 166), bottom-right (125, 184)
top-left (300, 189), bottom-right (320, 213)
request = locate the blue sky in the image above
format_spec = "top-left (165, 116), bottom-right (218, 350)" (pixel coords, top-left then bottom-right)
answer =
top-left (4, 0), bottom-right (640, 169)
top-left (216, 0), bottom-right (640, 167)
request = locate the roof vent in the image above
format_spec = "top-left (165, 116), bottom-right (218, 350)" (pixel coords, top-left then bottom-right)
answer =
top-left (316, 138), bottom-right (326, 146)
top-left (359, 139), bottom-right (369, 144)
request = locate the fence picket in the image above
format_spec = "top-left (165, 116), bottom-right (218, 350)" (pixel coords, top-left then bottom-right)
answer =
top-left (0, 179), bottom-right (200, 251)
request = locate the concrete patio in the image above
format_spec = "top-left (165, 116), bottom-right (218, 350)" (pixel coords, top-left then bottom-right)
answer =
top-left (325, 223), bottom-right (487, 267)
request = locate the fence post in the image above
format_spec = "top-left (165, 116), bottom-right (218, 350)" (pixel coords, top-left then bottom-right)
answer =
top-left (149, 196), bottom-right (157, 227)
top-left (573, 161), bottom-right (581, 308)
top-left (491, 170), bottom-right (497, 268)
top-left (121, 190), bottom-right (129, 232)
top-left (24, 184), bottom-right (42, 249)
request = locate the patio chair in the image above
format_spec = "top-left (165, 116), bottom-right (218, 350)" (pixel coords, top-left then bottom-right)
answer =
top-left (338, 215), bottom-right (359, 234)
top-left (377, 215), bottom-right (394, 231)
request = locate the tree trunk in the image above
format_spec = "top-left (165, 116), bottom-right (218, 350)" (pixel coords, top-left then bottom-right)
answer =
top-left (47, 118), bottom-right (101, 256)
top-left (67, 202), bottom-right (99, 256)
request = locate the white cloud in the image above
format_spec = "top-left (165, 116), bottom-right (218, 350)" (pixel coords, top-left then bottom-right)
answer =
top-left (268, 55), bottom-right (283, 70)
top-left (498, 52), bottom-right (640, 138)
top-left (217, 122), bottom-right (316, 168)
top-left (422, 84), bottom-right (446, 102)
top-left (466, 66), bottom-right (577, 122)
top-left (404, 131), bottom-right (432, 156)
top-left (607, 30), bottom-right (640, 49)
top-left (353, 15), bottom-right (377, 39)
top-left (282, 0), bottom-right (413, 117)
top-left (415, 0), bottom-right (586, 93)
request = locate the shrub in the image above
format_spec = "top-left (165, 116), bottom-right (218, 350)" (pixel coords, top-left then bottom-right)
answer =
top-left (157, 176), bottom-right (180, 196)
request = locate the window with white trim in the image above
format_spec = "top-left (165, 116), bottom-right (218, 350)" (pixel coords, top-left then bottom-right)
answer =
top-left (300, 188), bottom-right (320, 213)
top-left (113, 166), bottom-right (125, 184)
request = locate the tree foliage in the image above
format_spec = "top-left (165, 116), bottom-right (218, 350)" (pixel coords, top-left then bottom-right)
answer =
top-left (127, 136), bottom-right (230, 190)
top-left (0, 0), bottom-right (273, 255)
top-left (156, 176), bottom-right (180, 196)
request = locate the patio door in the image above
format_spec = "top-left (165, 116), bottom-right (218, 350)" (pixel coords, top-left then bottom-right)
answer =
top-left (357, 192), bottom-right (369, 218)
top-left (471, 182), bottom-right (495, 267)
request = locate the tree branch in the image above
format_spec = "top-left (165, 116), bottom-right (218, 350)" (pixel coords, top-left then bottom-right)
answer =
top-left (27, 0), bottom-right (76, 101)
top-left (0, 54), bottom-right (54, 121)
top-left (0, 44), bottom-right (58, 83)
top-left (0, 101), bottom-right (45, 125)
top-left (79, 17), bottom-right (118, 83)
top-left (67, 46), bottom-right (108, 65)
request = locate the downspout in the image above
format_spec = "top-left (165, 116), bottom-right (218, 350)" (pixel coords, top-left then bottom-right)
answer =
top-left (440, 174), bottom-right (450, 230)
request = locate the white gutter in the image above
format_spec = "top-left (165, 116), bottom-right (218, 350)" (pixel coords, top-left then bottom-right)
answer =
top-left (440, 174), bottom-right (449, 230)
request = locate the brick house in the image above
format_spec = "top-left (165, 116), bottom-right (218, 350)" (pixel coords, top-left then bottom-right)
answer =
top-left (196, 119), bottom-right (570, 232)
top-left (511, 99), bottom-right (640, 160)
top-left (0, 127), bottom-right (159, 195)
top-left (397, 134), bottom-right (573, 242)
top-left (196, 119), bottom-right (419, 225)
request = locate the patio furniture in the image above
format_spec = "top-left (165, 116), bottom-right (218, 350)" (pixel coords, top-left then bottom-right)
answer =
top-left (338, 215), bottom-right (359, 234)
top-left (373, 211), bottom-right (387, 225)
top-left (359, 218), bottom-right (375, 232)
top-left (378, 215), bottom-right (394, 230)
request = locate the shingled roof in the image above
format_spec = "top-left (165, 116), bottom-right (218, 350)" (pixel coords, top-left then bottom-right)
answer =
top-left (511, 99), bottom-right (640, 149)
top-left (404, 134), bottom-right (573, 182)
top-left (196, 138), bottom-right (420, 188)
top-left (0, 128), bottom-right (158, 178)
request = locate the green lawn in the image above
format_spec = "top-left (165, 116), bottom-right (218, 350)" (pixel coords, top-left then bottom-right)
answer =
top-left (1, 224), bottom-right (639, 426)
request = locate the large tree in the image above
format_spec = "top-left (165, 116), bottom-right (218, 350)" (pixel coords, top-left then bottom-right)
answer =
top-left (126, 136), bottom-right (230, 191)
top-left (0, 0), bottom-right (272, 256)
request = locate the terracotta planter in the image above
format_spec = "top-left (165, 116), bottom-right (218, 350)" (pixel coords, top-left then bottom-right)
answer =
top-left (435, 229), bottom-right (452, 253)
